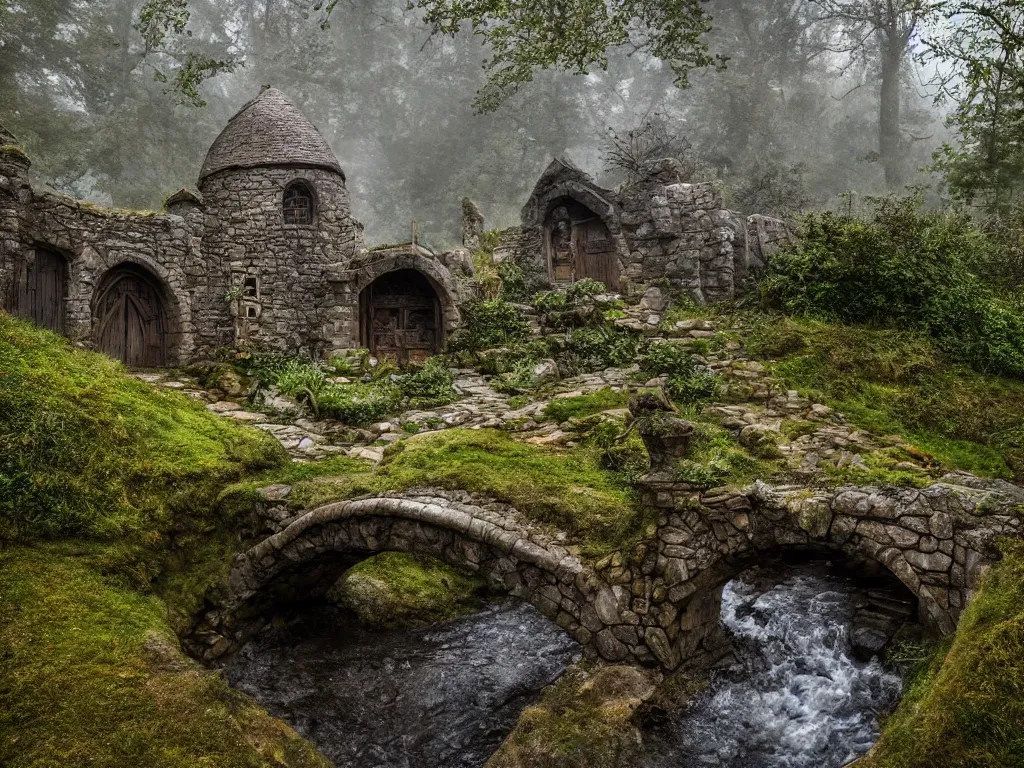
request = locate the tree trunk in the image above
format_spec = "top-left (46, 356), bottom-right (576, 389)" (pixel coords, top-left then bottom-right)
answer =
top-left (879, 37), bottom-right (904, 190)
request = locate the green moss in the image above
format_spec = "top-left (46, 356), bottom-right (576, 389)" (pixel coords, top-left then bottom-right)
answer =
top-left (252, 429), bottom-right (650, 560)
top-left (824, 448), bottom-right (936, 489)
top-left (0, 144), bottom-right (28, 160)
top-left (861, 540), bottom-right (1024, 767)
top-left (675, 419), bottom-right (785, 489)
top-left (487, 663), bottom-right (656, 768)
top-left (542, 388), bottom-right (630, 423)
top-left (334, 552), bottom-right (486, 629)
top-left (77, 200), bottom-right (161, 218)
top-left (0, 314), bottom-right (285, 542)
top-left (0, 545), bottom-right (329, 768)
top-left (746, 315), bottom-right (1024, 480)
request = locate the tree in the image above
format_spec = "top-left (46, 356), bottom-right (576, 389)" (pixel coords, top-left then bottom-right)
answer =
top-left (928, 1), bottom-right (1024, 216)
top-left (812, 0), bottom-right (939, 189)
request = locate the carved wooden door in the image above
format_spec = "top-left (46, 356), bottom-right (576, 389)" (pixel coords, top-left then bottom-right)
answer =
top-left (575, 219), bottom-right (620, 291)
top-left (364, 270), bottom-right (440, 365)
top-left (22, 248), bottom-right (68, 334)
top-left (94, 267), bottom-right (168, 367)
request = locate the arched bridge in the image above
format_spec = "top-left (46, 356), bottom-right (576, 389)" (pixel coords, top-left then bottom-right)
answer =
top-left (189, 476), bottom-right (1023, 671)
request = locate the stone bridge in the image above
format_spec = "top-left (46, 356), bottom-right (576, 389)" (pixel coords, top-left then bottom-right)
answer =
top-left (188, 475), bottom-right (1023, 671)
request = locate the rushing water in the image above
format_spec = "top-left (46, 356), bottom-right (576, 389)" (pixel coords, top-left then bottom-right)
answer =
top-left (644, 565), bottom-right (904, 768)
top-left (221, 599), bottom-right (579, 768)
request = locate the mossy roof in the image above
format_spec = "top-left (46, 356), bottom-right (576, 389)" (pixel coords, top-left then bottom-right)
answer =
top-left (199, 87), bottom-right (343, 181)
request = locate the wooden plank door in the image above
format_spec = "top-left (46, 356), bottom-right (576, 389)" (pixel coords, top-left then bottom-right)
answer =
top-left (94, 268), bottom-right (168, 367)
top-left (575, 220), bottom-right (620, 291)
top-left (29, 249), bottom-right (68, 334)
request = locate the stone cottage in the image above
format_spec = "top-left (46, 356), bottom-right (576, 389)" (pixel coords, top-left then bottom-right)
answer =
top-left (0, 87), bottom-right (470, 367)
top-left (494, 157), bottom-right (792, 302)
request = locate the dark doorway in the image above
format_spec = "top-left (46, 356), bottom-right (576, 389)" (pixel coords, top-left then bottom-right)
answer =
top-left (93, 263), bottom-right (169, 367)
top-left (360, 269), bottom-right (441, 365)
top-left (10, 247), bottom-right (68, 334)
top-left (544, 198), bottom-right (620, 290)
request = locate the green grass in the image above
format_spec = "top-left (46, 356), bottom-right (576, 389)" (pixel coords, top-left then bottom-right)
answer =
top-left (861, 540), bottom-right (1024, 767)
top-left (227, 429), bottom-right (652, 560)
top-left (0, 313), bottom-right (330, 765)
top-left (0, 314), bottom-right (285, 542)
top-left (542, 388), bottom-right (630, 423)
top-left (335, 552), bottom-right (486, 629)
top-left (746, 316), bottom-right (1024, 480)
top-left (675, 419), bottom-right (784, 489)
top-left (0, 545), bottom-right (330, 768)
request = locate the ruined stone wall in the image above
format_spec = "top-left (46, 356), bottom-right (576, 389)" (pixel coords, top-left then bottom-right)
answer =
top-left (496, 159), bottom-right (792, 304)
top-left (199, 166), bottom-right (364, 356)
top-left (617, 177), bottom-right (749, 303)
top-left (0, 147), bottom-right (208, 363)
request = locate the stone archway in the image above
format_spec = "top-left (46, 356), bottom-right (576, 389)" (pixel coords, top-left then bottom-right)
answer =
top-left (359, 269), bottom-right (443, 364)
top-left (92, 262), bottom-right (174, 367)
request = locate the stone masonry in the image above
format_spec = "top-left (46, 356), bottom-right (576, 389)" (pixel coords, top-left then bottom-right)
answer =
top-left (494, 157), bottom-right (794, 302)
top-left (195, 474), bottom-right (1022, 671)
top-left (0, 87), bottom-right (469, 365)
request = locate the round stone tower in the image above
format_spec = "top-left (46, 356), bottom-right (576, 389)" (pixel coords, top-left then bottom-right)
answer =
top-left (198, 86), bottom-right (363, 356)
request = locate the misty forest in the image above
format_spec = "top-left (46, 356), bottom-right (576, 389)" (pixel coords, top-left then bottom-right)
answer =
top-left (1, 2), bottom-right (1024, 768)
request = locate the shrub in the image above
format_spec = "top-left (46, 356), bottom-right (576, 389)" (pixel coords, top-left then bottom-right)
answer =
top-left (761, 195), bottom-right (1024, 377)
top-left (498, 262), bottom-right (531, 302)
top-left (447, 298), bottom-right (531, 353)
top-left (640, 341), bottom-right (721, 405)
top-left (395, 357), bottom-right (457, 408)
top-left (315, 381), bottom-right (401, 425)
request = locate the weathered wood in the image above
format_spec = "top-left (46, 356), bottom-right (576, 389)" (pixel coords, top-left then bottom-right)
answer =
top-left (543, 199), bottom-right (620, 290)
top-left (361, 269), bottom-right (440, 364)
top-left (9, 248), bottom-right (68, 334)
top-left (93, 264), bottom-right (168, 367)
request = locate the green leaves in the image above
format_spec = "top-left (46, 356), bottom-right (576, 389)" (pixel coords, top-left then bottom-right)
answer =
top-left (761, 194), bottom-right (1024, 378)
top-left (414, 0), bottom-right (722, 111)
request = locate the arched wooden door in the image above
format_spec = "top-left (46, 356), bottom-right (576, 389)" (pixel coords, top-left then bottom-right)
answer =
top-left (93, 264), bottom-right (169, 367)
top-left (9, 248), bottom-right (68, 334)
top-left (360, 269), bottom-right (441, 365)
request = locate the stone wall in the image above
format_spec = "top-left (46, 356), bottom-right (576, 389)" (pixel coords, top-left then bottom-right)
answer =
top-left (199, 166), bottom-right (364, 357)
top-left (0, 146), bottom-right (206, 363)
top-left (495, 157), bottom-right (793, 303)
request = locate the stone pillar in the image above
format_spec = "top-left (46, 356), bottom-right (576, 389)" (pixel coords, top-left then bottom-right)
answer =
top-left (461, 197), bottom-right (485, 251)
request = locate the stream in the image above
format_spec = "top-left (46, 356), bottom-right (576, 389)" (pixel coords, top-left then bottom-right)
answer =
top-left (643, 564), bottom-right (905, 768)
top-left (220, 599), bottom-right (580, 768)
top-left (222, 565), bottom-right (905, 768)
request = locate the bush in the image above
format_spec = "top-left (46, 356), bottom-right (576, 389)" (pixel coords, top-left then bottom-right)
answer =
top-left (395, 357), bottom-right (457, 408)
top-left (498, 262), bottom-right (531, 302)
top-left (447, 298), bottom-right (531, 353)
top-left (761, 195), bottom-right (1024, 377)
top-left (640, 341), bottom-right (721, 406)
top-left (315, 381), bottom-right (401, 425)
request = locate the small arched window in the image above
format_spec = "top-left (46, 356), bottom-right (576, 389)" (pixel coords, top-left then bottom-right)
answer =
top-left (282, 181), bottom-right (315, 225)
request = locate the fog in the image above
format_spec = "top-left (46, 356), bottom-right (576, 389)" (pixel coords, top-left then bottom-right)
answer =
top-left (0, 0), bottom-right (950, 248)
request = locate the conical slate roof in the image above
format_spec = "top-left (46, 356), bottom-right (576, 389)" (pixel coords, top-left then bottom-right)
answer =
top-left (199, 87), bottom-right (343, 181)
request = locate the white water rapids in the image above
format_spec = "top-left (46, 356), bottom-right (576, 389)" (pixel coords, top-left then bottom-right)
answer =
top-left (644, 566), bottom-right (904, 768)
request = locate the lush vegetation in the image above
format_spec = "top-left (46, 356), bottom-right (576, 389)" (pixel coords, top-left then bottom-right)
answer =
top-left (0, 546), bottom-right (329, 768)
top-left (243, 353), bottom-right (457, 425)
top-left (334, 551), bottom-right (486, 629)
top-left (0, 315), bottom-right (332, 767)
top-left (862, 541), bottom-right (1024, 768)
top-left (761, 196), bottom-right (1024, 378)
top-left (0, 315), bottom-right (284, 542)
top-left (746, 315), bottom-right (1024, 481)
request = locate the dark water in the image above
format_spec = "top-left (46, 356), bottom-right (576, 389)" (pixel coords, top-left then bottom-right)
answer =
top-left (221, 599), bottom-right (580, 768)
top-left (643, 566), bottom-right (904, 768)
